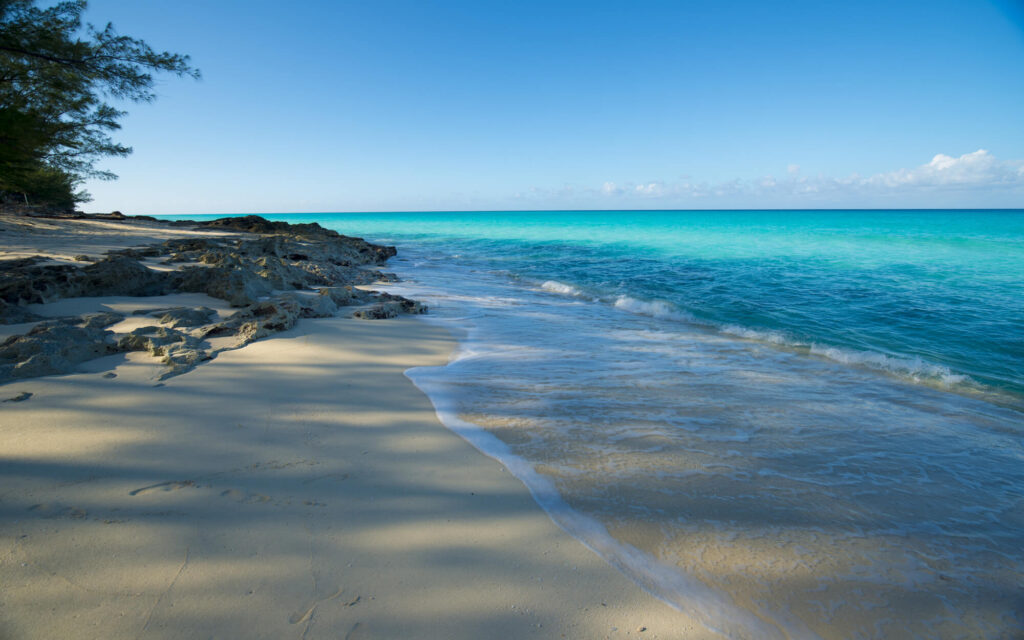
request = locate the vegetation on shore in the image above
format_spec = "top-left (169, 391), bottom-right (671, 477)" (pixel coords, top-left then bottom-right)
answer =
top-left (0, 0), bottom-right (197, 209)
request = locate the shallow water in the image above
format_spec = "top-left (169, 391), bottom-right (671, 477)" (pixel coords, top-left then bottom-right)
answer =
top-left (207, 211), bottom-right (1024, 637)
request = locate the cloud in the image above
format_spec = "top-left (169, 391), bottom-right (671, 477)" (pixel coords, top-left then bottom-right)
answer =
top-left (864, 149), bottom-right (1024, 188)
top-left (523, 150), bottom-right (1024, 208)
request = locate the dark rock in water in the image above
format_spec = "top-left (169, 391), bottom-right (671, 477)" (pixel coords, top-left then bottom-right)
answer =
top-left (0, 317), bottom-right (123, 382)
top-left (379, 292), bottom-right (428, 314)
top-left (3, 391), bottom-right (32, 402)
top-left (352, 294), bottom-right (426, 320)
top-left (352, 304), bottom-right (399, 320)
top-left (73, 255), bottom-right (92, 262)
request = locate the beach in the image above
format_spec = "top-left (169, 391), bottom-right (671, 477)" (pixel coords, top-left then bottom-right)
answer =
top-left (0, 213), bottom-right (709, 639)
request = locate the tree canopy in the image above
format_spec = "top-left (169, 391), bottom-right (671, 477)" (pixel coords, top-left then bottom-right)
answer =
top-left (0, 0), bottom-right (198, 208)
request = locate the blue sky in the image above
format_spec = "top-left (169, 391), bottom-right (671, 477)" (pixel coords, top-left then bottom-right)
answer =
top-left (81, 0), bottom-right (1024, 213)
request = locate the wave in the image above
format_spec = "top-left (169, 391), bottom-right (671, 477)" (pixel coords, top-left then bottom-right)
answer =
top-left (540, 280), bottom-right (586, 297)
top-left (613, 295), bottom-right (696, 322)
top-left (809, 344), bottom-right (971, 388)
top-left (530, 275), bottom-right (984, 395)
top-left (720, 324), bottom-right (790, 345)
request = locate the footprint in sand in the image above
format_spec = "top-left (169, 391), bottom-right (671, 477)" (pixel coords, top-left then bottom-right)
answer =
top-left (27, 503), bottom-right (87, 519)
top-left (129, 480), bottom-right (196, 496)
top-left (220, 489), bottom-right (271, 504)
top-left (289, 587), bottom-right (347, 624)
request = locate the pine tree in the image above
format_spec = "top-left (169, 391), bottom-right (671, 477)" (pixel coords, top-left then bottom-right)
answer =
top-left (0, 0), bottom-right (198, 207)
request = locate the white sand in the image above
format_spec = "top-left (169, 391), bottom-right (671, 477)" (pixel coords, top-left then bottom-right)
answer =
top-left (0, 217), bottom-right (713, 639)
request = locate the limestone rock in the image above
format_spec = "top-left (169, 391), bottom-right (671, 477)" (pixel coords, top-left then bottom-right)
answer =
top-left (151, 306), bottom-right (217, 328)
top-left (0, 299), bottom-right (42, 324)
top-left (171, 265), bottom-right (274, 307)
top-left (352, 294), bottom-right (426, 320)
top-left (0, 318), bottom-right (123, 382)
top-left (117, 325), bottom-right (211, 379)
top-left (204, 297), bottom-right (302, 346)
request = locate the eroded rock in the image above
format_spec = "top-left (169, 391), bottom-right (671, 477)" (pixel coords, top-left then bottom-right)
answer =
top-left (0, 317), bottom-right (123, 381)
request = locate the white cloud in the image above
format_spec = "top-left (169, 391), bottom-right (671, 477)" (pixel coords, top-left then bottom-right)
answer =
top-left (531, 150), bottom-right (1024, 208)
top-left (865, 149), bottom-right (1024, 188)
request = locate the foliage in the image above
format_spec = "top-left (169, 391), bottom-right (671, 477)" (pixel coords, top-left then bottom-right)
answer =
top-left (0, 0), bottom-right (198, 207)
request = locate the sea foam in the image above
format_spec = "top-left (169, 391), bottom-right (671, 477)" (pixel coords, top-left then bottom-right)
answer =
top-left (613, 295), bottom-right (695, 322)
top-left (540, 280), bottom-right (585, 297)
top-left (809, 343), bottom-right (971, 387)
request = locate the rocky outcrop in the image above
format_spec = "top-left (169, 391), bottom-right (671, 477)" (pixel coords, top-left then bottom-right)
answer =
top-left (118, 325), bottom-right (210, 380)
top-left (0, 314), bottom-right (124, 381)
top-left (352, 293), bottom-right (428, 320)
top-left (0, 299), bottom-right (42, 324)
top-left (204, 297), bottom-right (302, 346)
top-left (0, 214), bottom-right (428, 381)
top-left (150, 306), bottom-right (217, 328)
top-left (0, 255), bottom-right (169, 306)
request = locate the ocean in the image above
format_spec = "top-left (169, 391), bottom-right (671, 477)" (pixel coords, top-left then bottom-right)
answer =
top-left (215, 210), bottom-right (1024, 638)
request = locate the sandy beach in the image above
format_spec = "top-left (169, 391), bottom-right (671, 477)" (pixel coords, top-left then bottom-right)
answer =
top-left (0, 214), bottom-right (710, 639)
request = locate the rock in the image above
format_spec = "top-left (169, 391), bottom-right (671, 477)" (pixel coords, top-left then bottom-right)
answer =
top-left (0, 262), bottom-right (82, 304)
top-left (0, 256), bottom-right (166, 305)
top-left (171, 265), bottom-right (274, 307)
top-left (203, 296), bottom-right (302, 346)
top-left (379, 292), bottom-right (428, 314)
top-left (0, 299), bottom-right (42, 324)
top-left (159, 344), bottom-right (211, 379)
top-left (152, 306), bottom-right (216, 328)
top-left (117, 325), bottom-right (211, 379)
top-left (352, 293), bottom-right (427, 320)
top-left (0, 215), bottom-right (426, 381)
top-left (79, 256), bottom-right (168, 296)
top-left (118, 326), bottom-right (187, 353)
top-left (3, 391), bottom-right (32, 402)
top-left (352, 303), bottom-right (400, 320)
top-left (0, 256), bottom-right (43, 269)
top-left (73, 254), bottom-right (92, 262)
top-left (320, 286), bottom-right (370, 307)
top-left (278, 292), bottom-right (338, 319)
top-left (81, 312), bottom-right (124, 329)
top-left (0, 318), bottom-right (123, 382)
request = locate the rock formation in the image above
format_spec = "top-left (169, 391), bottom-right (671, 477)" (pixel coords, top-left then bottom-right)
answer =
top-left (0, 215), bottom-right (427, 382)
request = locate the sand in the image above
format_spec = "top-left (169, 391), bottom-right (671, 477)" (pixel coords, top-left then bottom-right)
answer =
top-left (0, 216), bottom-right (713, 639)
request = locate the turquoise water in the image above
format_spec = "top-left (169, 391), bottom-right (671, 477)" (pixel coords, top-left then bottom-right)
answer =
top-left (179, 210), bottom-right (1024, 637)
top-left (285, 209), bottom-right (1024, 400)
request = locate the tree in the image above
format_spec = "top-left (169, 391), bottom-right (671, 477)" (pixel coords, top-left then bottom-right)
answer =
top-left (0, 0), bottom-right (198, 207)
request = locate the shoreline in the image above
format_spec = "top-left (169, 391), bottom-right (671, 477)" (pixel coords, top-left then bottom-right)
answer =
top-left (0, 213), bottom-right (710, 639)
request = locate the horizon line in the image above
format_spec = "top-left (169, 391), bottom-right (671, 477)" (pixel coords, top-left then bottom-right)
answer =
top-left (134, 207), bottom-right (1024, 216)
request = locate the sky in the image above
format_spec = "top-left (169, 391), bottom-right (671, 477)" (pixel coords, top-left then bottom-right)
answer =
top-left (80, 0), bottom-right (1024, 213)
